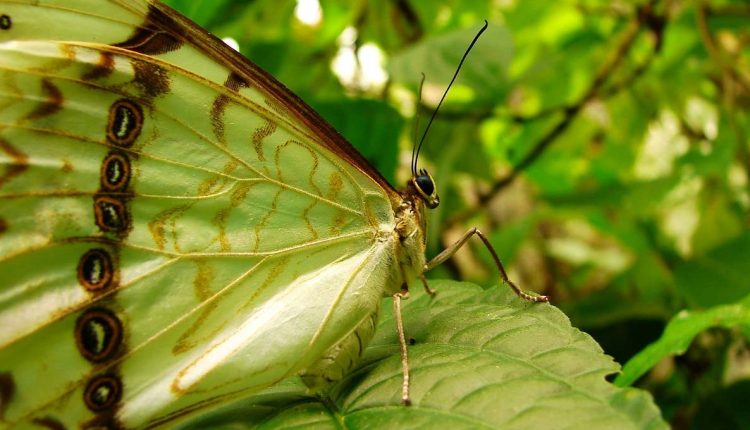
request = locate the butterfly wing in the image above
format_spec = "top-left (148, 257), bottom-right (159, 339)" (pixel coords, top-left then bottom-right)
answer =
top-left (0, 0), bottom-right (405, 427)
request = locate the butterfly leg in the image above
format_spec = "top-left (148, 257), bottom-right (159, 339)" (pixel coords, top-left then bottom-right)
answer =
top-left (424, 227), bottom-right (549, 302)
top-left (419, 274), bottom-right (437, 297)
top-left (393, 286), bottom-right (412, 406)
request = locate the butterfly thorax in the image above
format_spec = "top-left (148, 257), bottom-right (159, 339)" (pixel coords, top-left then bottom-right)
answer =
top-left (394, 173), bottom-right (438, 284)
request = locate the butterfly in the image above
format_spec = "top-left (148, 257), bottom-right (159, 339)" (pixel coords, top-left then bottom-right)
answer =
top-left (0, 0), bottom-right (547, 428)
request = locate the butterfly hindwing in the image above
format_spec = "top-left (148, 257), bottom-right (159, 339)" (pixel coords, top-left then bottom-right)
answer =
top-left (0, 0), bottom-right (408, 427)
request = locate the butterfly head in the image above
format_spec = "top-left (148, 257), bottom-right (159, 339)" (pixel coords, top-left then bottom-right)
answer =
top-left (409, 22), bottom-right (489, 212)
top-left (411, 169), bottom-right (440, 209)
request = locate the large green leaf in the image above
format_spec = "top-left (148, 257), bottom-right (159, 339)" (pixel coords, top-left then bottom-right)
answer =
top-left (389, 23), bottom-right (514, 106)
top-left (675, 232), bottom-right (750, 308)
top-left (312, 98), bottom-right (402, 185)
top-left (182, 281), bottom-right (666, 429)
top-left (616, 293), bottom-right (750, 388)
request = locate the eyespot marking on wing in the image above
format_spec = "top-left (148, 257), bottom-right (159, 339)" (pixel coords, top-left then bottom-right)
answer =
top-left (100, 152), bottom-right (132, 192)
top-left (77, 249), bottom-right (115, 292)
top-left (83, 375), bottom-right (122, 412)
top-left (75, 309), bottom-right (123, 363)
top-left (94, 196), bottom-right (130, 234)
top-left (107, 99), bottom-right (143, 147)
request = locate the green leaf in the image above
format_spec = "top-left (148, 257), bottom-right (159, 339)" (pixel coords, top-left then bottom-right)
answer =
top-left (162, 0), bottom-right (232, 27)
top-left (389, 23), bottom-right (514, 106)
top-left (182, 281), bottom-right (666, 429)
top-left (675, 231), bottom-right (750, 308)
top-left (615, 294), bottom-right (750, 387)
top-left (312, 98), bottom-right (402, 184)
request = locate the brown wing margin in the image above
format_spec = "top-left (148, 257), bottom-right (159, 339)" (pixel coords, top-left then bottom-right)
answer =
top-left (144, 1), bottom-right (400, 201)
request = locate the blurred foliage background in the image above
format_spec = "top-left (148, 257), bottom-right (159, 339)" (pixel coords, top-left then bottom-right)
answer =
top-left (164, 0), bottom-right (749, 428)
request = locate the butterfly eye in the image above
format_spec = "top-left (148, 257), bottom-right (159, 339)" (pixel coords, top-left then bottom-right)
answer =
top-left (414, 170), bottom-right (440, 209)
top-left (416, 174), bottom-right (434, 196)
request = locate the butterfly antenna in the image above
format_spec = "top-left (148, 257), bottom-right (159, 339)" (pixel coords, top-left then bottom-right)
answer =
top-left (413, 20), bottom-right (488, 173)
top-left (411, 73), bottom-right (426, 177)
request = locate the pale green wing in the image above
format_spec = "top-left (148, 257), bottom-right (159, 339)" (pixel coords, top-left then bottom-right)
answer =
top-left (0, 0), bottom-right (403, 428)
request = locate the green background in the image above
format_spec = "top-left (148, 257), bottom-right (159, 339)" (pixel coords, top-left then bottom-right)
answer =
top-left (163, 0), bottom-right (750, 428)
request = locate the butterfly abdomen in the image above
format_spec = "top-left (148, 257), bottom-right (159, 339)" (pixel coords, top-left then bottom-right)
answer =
top-left (300, 304), bottom-right (380, 392)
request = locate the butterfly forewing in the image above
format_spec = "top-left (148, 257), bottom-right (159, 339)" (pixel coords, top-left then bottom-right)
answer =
top-left (0, 0), bottom-right (408, 427)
